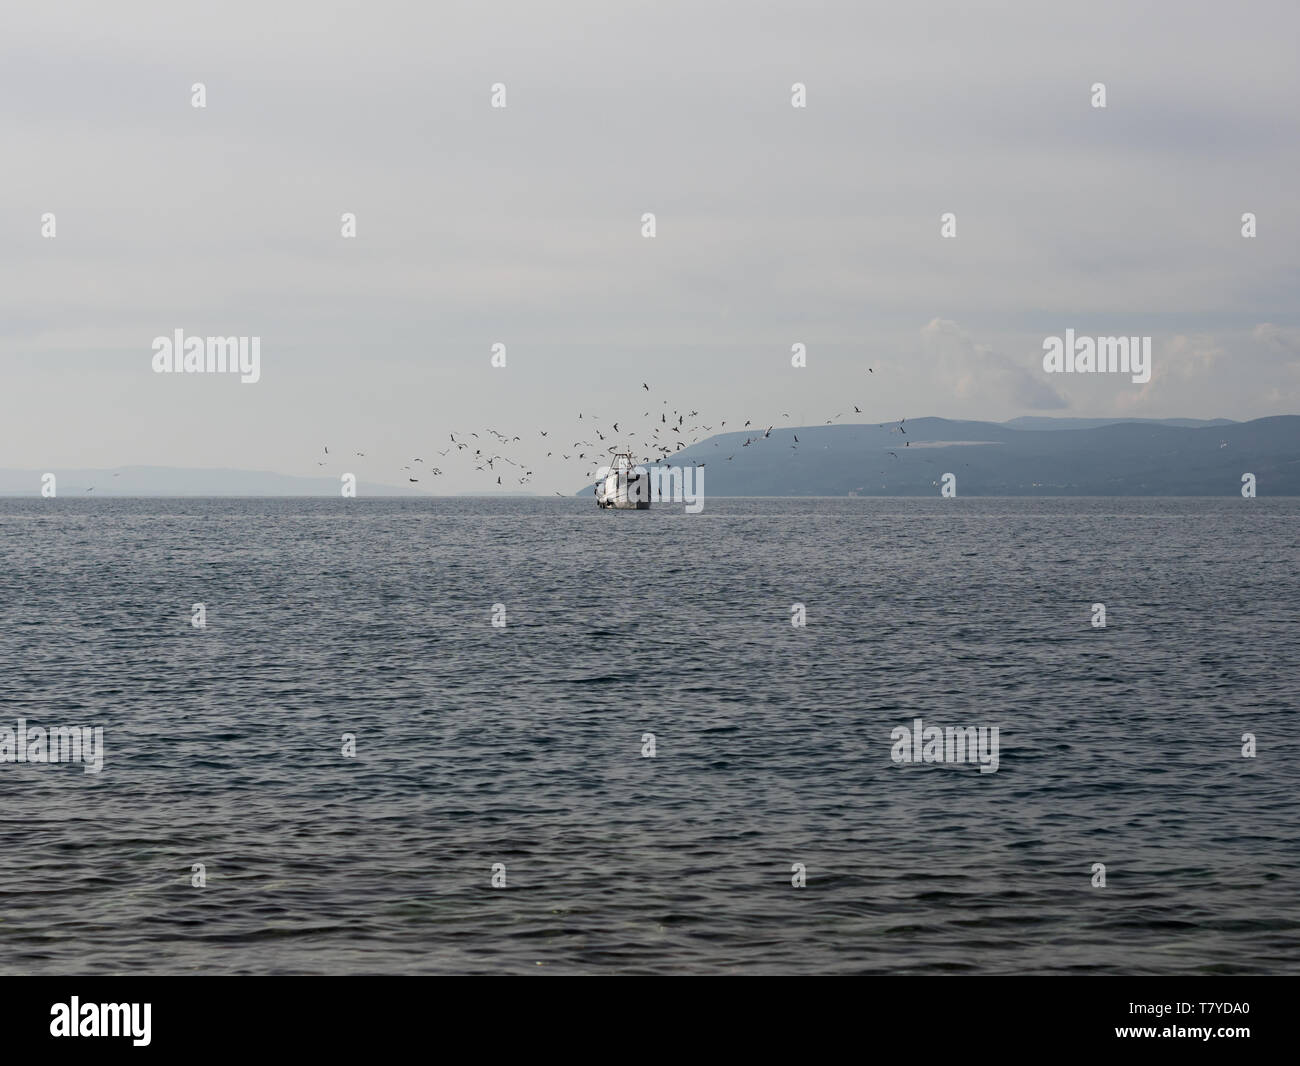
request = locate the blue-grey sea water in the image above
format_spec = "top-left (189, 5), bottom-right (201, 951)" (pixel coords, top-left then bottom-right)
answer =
top-left (1, 497), bottom-right (1297, 975)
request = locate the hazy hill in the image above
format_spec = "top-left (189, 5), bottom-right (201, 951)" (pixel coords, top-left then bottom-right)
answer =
top-left (612, 415), bottom-right (1300, 496)
top-left (1002, 416), bottom-right (1237, 431)
top-left (0, 466), bottom-right (415, 497)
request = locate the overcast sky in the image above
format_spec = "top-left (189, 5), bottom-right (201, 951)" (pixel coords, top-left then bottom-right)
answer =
top-left (3, 0), bottom-right (1298, 493)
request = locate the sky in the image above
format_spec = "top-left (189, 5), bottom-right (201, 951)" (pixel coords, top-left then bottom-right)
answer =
top-left (2, 0), bottom-right (1298, 494)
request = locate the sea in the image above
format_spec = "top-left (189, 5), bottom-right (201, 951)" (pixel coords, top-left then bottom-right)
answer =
top-left (1, 497), bottom-right (1297, 975)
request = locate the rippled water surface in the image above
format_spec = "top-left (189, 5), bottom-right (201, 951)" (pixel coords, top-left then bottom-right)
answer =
top-left (1, 497), bottom-right (1297, 974)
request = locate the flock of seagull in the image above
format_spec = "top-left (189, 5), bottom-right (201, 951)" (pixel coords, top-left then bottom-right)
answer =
top-left (311, 371), bottom-right (915, 495)
top-left (71, 370), bottom-right (935, 496)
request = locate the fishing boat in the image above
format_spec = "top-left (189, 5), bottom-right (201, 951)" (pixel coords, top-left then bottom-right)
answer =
top-left (595, 453), bottom-right (650, 509)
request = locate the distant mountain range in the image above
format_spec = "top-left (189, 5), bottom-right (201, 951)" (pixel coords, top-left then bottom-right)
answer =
top-left (0, 466), bottom-right (416, 497)
top-left (3, 417), bottom-right (1296, 496)
top-left (1001, 416), bottom-right (1237, 431)
top-left (616, 415), bottom-right (1300, 496)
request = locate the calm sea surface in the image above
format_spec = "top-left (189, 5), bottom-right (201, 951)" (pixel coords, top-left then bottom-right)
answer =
top-left (1, 497), bottom-right (1297, 975)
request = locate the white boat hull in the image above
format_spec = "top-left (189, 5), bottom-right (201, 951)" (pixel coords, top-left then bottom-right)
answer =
top-left (596, 457), bottom-right (651, 509)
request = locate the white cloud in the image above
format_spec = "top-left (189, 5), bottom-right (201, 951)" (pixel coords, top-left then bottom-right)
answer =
top-left (920, 319), bottom-right (1068, 411)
